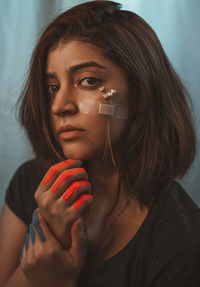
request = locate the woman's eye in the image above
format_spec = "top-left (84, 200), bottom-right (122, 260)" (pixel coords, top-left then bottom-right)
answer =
top-left (48, 85), bottom-right (59, 95)
top-left (79, 77), bottom-right (100, 87)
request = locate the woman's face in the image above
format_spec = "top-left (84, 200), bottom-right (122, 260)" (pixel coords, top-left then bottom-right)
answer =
top-left (46, 40), bottom-right (129, 162)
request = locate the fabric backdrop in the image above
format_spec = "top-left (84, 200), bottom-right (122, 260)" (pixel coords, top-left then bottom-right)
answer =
top-left (0, 0), bottom-right (199, 213)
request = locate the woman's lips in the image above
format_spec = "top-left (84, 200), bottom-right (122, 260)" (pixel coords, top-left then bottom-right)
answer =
top-left (58, 129), bottom-right (85, 140)
top-left (58, 125), bottom-right (85, 140)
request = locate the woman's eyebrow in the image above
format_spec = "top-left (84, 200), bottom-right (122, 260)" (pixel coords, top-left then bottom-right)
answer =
top-left (45, 72), bottom-right (57, 79)
top-left (45, 61), bottom-right (107, 79)
top-left (68, 61), bottom-right (107, 74)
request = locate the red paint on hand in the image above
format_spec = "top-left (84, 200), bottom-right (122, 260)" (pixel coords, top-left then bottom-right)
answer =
top-left (42, 159), bottom-right (75, 185)
top-left (51, 168), bottom-right (86, 192)
top-left (63, 180), bottom-right (91, 201)
top-left (73, 194), bottom-right (93, 209)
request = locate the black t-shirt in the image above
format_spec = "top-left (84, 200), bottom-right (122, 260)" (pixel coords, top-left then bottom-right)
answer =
top-left (5, 160), bottom-right (200, 286)
top-left (5, 160), bottom-right (45, 224)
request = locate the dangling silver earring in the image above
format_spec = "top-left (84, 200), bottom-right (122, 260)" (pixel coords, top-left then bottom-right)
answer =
top-left (99, 86), bottom-right (116, 167)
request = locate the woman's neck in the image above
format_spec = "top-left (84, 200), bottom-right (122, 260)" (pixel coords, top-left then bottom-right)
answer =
top-left (81, 158), bottom-right (149, 267)
top-left (83, 159), bottom-right (149, 267)
top-left (86, 158), bottom-right (120, 199)
top-left (82, 158), bottom-right (127, 246)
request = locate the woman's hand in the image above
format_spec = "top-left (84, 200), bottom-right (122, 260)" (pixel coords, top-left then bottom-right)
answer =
top-left (21, 211), bottom-right (85, 287)
top-left (34, 159), bottom-right (93, 249)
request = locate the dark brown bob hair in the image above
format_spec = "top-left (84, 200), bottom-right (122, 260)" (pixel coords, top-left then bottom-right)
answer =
top-left (20, 1), bottom-right (196, 206)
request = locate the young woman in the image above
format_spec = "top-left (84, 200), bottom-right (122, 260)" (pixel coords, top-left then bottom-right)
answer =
top-left (0, 1), bottom-right (199, 286)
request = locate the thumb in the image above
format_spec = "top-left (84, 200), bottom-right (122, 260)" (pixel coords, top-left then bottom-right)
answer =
top-left (70, 218), bottom-right (87, 266)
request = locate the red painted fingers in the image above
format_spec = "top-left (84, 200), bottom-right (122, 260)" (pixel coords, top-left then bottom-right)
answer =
top-left (73, 194), bottom-right (93, 209)
top-left (51, 168), bottom-right (88, 193)
top-left (42, 159), bottom-right (81, 186)
top-left (62, 180), bottom-right (93, 210)
top-left (62, 180), bottom-right (91, 201)
top-left (40, 160), bottom-right (93, 212)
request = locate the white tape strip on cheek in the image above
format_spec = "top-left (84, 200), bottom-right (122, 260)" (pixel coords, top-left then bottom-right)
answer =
top-left (79, 99), bottom-right (129, 119)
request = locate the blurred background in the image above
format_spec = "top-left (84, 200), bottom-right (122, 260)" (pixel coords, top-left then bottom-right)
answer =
top-left (0, 0), bottom-right (200, 213)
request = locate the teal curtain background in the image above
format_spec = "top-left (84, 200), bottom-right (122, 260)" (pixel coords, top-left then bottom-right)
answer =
top-left (0, 0), bottom-right (200, 213)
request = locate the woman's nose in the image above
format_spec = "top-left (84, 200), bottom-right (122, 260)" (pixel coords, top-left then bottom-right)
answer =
top-left (51, 88), bottom-right (77, 116)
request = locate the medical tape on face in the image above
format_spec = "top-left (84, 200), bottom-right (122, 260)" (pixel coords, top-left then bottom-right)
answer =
top-left (79, 99), bottom-right (128, 119)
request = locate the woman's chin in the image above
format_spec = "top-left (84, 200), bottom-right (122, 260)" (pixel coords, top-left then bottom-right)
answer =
top-left (62, 148), bottom-right (103, 163)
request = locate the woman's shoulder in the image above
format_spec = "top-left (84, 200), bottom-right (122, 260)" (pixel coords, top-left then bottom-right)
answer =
top-left (137, 180), bottom-right (200, 252)
top-left (148, 181), bottom-right (200, 242)
top-left (10, 159), bottom-right (46, 185)
top-left (169, 180), bottom-right (199, 211)
top-left (152, 181), bottom-right (200, 223)
top-left (14, 158), bottom-right (44, 175)
top-left (142, 181), bottom-right (200, 285)
top-left (5, 159), bottom-right (45, 225)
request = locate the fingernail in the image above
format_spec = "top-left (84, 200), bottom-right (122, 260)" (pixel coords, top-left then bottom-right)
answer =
top-left (20, 245), bottom-right (24, 259)
top-left (73, 194), bottom-right (93, 209)
top-left (29, 224), bottom-right (35, 244)
top-left (25, 233), bottom-right (29, 250)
